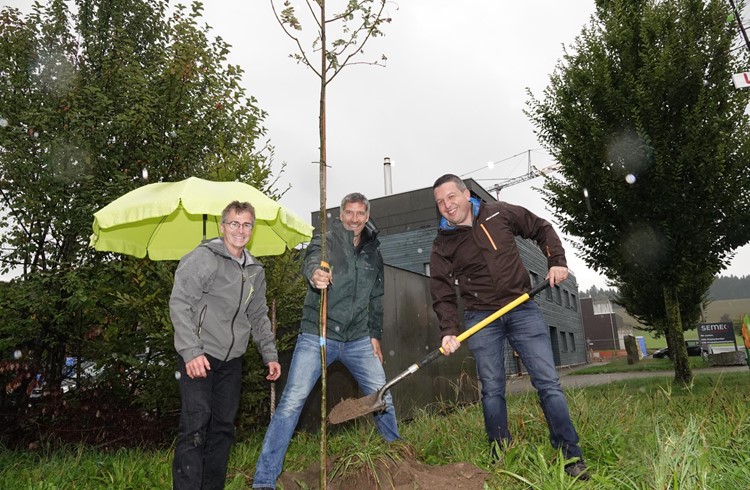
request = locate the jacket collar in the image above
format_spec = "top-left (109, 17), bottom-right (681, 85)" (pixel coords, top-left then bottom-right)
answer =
top-left (202, 237), bottom-right (253, 265)
top-left (331, 218), bottom-right (379, 246)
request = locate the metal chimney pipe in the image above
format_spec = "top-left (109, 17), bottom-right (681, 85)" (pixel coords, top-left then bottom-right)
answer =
top-left (383, 157), bottom-right (393, 195)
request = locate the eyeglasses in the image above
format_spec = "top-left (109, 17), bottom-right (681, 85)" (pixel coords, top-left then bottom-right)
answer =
top-left (223, 221), bottom-right (254, 231)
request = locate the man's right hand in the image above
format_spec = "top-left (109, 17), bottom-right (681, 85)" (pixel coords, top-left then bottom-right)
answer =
top-left (185, 354), bottom-right (211, 378)
top-left (310, 267), bottom-right (333, 289)
top-left (441, 335), bottom-right (461, 356)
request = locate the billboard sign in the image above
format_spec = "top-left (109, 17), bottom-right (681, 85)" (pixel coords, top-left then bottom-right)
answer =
top-left (698, 322), bottom-right (735, 344)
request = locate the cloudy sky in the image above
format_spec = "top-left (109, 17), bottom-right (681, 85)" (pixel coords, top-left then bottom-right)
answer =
top-left (197, 0), bottom-right (750, 290)
top-left (5, 0), bottom-right (749, 289)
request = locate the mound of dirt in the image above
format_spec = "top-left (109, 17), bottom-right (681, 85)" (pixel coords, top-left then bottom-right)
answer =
top-left (277, 453), bottom-right (488, 490)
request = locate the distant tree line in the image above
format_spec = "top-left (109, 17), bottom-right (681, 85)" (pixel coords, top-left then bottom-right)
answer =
top-left (580, 275), bottom-right (750, 302)
top-left (707, 275), bottom-right (750, 300)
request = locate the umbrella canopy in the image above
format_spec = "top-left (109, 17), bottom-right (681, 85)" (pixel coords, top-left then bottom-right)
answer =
top-left (90, 177), bottom-right (313, 260)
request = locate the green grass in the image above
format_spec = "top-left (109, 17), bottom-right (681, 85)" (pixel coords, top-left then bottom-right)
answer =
top-left (3, 370), bottom-right (749, 489)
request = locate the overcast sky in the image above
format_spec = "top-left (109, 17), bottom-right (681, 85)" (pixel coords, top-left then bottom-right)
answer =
top-left (197, 0), bottom-right (750, 290)
top-left (4, 0), bottom-right (749, 289)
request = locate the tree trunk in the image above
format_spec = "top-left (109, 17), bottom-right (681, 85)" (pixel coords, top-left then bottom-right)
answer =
top-left (318, 2), bottom-right (328, 488)
top-left (663, 286), bottom-right (692, 385)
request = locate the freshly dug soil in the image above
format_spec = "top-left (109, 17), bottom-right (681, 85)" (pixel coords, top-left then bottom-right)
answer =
top-left (276, 453), bottom-right (488, 489)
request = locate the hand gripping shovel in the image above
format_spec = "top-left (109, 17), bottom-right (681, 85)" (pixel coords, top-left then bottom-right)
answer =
top-left (328, 281), bottom-right (551, 424)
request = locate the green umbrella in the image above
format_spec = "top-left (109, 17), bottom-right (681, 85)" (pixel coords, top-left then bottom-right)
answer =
top-left (90, 177), bottom-right (313, 260)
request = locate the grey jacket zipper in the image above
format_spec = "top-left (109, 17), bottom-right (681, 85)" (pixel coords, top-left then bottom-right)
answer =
top-left (223, 262), bottom-right (245, 362)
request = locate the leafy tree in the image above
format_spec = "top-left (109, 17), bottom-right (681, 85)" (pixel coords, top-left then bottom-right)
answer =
top-left (527, 0), bottom-right (750, 384)
top-left (0, 0), bottom-right (286, 445)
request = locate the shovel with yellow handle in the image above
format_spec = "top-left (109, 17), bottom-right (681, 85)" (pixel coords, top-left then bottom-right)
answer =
top-left (328, 281), bottom-right (552, 424)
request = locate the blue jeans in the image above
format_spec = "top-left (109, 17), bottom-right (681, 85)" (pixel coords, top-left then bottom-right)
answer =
top-left (173, 354), bottom-right (243, 490)
top-left (253, 333), bottom-right (399, 488)
top-left (465, 302), bottom-right (582, 459)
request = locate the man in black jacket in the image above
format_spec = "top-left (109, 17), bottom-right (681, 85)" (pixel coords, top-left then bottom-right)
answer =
top-left (430, 174), bottom-right (589, 481)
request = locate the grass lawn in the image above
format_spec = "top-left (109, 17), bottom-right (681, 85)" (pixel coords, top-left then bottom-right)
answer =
top-left (3, 365), bottom-right (749, 489)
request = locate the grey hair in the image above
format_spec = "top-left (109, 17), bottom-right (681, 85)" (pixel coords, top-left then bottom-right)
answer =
top-left (221, 201), bottom-right (256, 223)
top-left (340, 192), bottom-right (370, 213)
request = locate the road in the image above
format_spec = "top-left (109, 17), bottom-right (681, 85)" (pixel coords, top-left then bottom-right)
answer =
top-left (505, 364), bottom-right (749, 394)
top-left (711, 345), bottom-right (744, 354)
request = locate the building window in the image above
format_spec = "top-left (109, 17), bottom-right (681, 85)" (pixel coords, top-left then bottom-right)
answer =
top-left (546, 285), bottom-right (553, 301)
top-left (560, 331), bottom-right (568, 352)
top-left (554, 285), bottom-right (562, 305)
top-left (570, 293), bottom-right (577, 311)
top-left (563, 290), bottom-right (570, 308)
top-left (569, 332), bottom-right (575, 351)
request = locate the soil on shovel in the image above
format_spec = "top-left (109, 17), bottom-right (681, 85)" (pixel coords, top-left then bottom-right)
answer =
top-left (276, 451), bottom-right (488, 490)
top-left (327, 394), bottom-right (380, 424)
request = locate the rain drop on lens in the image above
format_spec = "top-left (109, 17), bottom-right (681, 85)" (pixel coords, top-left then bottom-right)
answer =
top-left (142, 167), bottom-right (149, 180)
top-left (389, 350), bottom-right (395, 357)
top-left (0, 118), bottom-right (8, 128)
top-left (625, 174), bottom-right (636, 184)
top-left (174, 371), bottom-right (182, 380)
top-left (417, 248), bottom-right (423, 254)
top-left (14, 350), bottom-right (22, 359)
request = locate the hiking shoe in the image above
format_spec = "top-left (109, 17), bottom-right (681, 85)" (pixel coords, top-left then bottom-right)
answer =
top-left (564, 460), bottom-right (590, 481)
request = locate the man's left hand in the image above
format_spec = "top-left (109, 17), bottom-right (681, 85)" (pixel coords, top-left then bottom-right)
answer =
top-left (548, 266), bottom-right (569, 286)
top-left (266, 361), bottom-right (281, 381)
top-left (371, 338), bottom-right (384, 364)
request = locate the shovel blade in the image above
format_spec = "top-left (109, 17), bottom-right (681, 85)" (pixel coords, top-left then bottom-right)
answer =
top-left (328, 391), bottom-right (386, 424)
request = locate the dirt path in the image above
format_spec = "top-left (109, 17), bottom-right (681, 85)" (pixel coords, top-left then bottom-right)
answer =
top-left (506, 364), bottom-right (749, 394)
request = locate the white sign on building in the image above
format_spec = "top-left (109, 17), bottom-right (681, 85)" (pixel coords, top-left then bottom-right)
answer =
top-left (732, 72), bottom-right (750, 89)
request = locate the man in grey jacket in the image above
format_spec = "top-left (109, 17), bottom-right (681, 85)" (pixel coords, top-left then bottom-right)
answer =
top-left (171, 200), bottom-right (281, 490)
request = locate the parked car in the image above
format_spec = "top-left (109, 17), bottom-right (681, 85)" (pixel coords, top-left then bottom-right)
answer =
top-left (652, 340), bottom-right (712, 359)
top-left (29, 357), bottom-right (101, 400)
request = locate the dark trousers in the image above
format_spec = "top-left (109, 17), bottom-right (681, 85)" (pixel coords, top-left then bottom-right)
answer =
top-left (172, 354), bottom-right (242, 490)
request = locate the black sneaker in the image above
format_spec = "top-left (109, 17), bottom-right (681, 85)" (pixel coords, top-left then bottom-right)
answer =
top-left (564, 460), bottom-right (590, 481)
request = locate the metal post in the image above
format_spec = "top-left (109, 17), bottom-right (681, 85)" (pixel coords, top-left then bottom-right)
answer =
top-left (608, 301), bottom-right (618, 351)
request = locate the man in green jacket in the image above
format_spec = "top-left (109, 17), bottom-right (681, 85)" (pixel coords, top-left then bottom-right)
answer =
top-left (253, 193), bottom-right (399, 490)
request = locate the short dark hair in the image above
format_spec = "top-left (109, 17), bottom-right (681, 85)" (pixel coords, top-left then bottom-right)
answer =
top-left (340, 192), bottom-right (370, 213)
top-left (221, 201), bottom-right (255, 223)
top-left (433, 174), bottom-right (467, 191)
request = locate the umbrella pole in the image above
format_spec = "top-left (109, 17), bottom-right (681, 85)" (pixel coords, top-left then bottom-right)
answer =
top-left (202, 214), bottom-right (207, 240)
